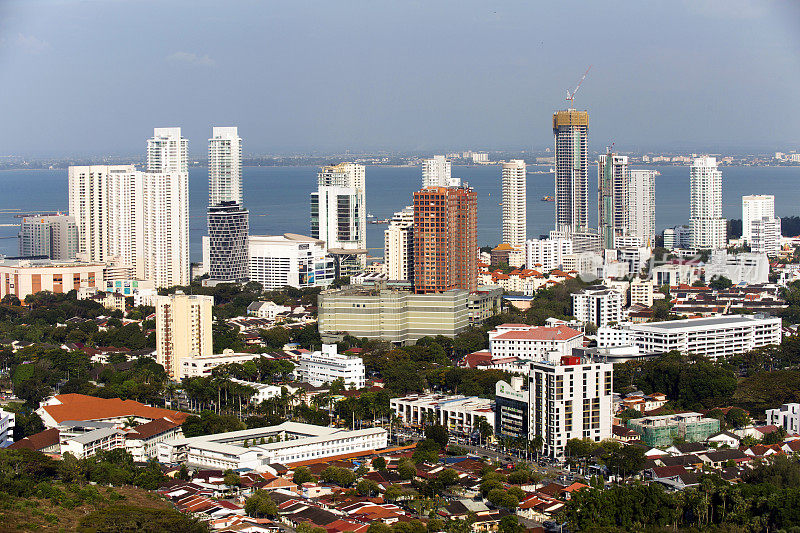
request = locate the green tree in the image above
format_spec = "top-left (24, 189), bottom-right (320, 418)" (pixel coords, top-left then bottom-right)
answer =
top-left (371, 456), bottom-right (387, 470)
top-left (292, 466), bottom-right (315, 485)
top-left (709, 275), bottom-right (733, 291)
top-left (356, 478), bottom-right (380, 497)
top-left (244, 489), bottom-right (278, 518)
top-left (424, 424), bottom-right (449, 448)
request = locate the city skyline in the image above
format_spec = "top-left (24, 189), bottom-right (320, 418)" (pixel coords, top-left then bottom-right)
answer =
top-left (1, 1), bottom-right (799, 156)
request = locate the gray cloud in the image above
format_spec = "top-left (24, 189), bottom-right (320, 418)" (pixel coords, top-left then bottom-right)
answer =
top-left (166, 51), bottom-right (216, 67)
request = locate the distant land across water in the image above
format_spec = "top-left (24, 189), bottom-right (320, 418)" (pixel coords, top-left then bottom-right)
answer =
top-left (1, 164), bottom-right (799, 262)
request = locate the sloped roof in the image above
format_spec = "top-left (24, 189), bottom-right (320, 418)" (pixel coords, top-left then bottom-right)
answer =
top-left (41, 394), bottom-right (188, 425)
top-left (7, 428), bottom-right (60, 450)
top-left (492, 325), bottom-right (582, 342)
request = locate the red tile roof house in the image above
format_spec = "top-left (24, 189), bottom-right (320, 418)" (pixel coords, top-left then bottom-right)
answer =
top-left (7, 427), bottom-right (61, 453)
top-left (124, 417), bottom-right (183, 462)
top-left (37, 393), bottom-right (188, 429)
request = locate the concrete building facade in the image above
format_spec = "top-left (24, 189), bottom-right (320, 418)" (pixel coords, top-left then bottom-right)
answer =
top-left (156, 292), bottom-right (214, 379)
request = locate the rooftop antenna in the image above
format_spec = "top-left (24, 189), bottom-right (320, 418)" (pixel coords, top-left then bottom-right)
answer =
top-left (566, 65), bottom-right (592, 109)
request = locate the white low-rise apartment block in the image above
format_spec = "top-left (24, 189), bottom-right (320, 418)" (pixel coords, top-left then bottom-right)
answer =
top-left (61, 427), bottom-right (126, 459)
top-left (230, 378), bottom-right (283, 403)
top-left (600, 315), bottom-right (781, 360)
top-left (296, 344), bottom-right (365, 389)
top-left (247, 301), bottom-right (292, 319)
top-left (766, 403), bottom-right (800, 435)
top-left (390, 394), bottom-right (494, 435)
top-left (571, 287), bottom-right (624, 327)
top-left (525, 237), bottom-right (573, 271)
top-left (0, 408), bottom-right (15, 447)
top-left (249, 234), bottom-right (336, 290)
top-left (488, 324), bottom-right (584, 360)
top-left (630, 278), bottom-right (655, 307)
top-left (180, 350), bottom-right (269, 378)
top-left (495, 355), bottom-right (613, 458)
top-left (158, 422), bottom-right (387, 471)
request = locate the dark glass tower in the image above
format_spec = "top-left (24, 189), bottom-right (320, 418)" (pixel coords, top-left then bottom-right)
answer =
top-left (208, 202), bottom-right (249, 282)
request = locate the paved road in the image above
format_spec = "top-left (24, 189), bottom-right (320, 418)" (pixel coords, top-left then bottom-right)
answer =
top-left (392, 430), bottom-right (565, 478)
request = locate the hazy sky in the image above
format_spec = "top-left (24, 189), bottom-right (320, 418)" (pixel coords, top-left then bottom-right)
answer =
top-left (1, 0), bottom-right (799, 156)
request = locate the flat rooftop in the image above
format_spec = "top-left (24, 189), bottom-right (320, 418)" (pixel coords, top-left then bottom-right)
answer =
top-left (631, 315), bottom-right (777, 331)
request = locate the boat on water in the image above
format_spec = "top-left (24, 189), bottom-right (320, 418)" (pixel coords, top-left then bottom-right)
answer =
top-left (367, 213), bottom-right (375, 219)
top-left (541, 195), bottom-right (555, 202)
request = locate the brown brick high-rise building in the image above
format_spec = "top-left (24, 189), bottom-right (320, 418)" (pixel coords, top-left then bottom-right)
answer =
top-left (413, 185), bottom-right (477, 294)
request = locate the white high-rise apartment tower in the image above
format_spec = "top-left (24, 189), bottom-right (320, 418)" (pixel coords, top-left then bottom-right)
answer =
top-left (553, 110), bottom-right (589, 235)
top-left (628, 170), bottom-right (656, 247)
top-left (597, 152), bottom-right (628, 249)
top-left (422, 155), bottom-right (452, 188)
top-left (384, 206), bottom-right (414, 282)
top-left (207, 127), bottom-right (249, 282)
top-left (689, 157), bottom-right (726, 249)
top-left (143, 127), bottom-right (190, 287)
top-left (742, 195), bottom-right (775, 244)
top-left (311, 163), bottom-right (367, 271)
top-left (208, 127), bottom-right (243, 206)
top-left (68, 128), bottom-right (190, 288)
top-left (147, 127), bottom-right (188, 174)
top-left (502, 160), bottom-right (527, 247)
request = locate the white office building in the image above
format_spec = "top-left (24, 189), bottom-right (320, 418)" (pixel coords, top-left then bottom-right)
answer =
top-left (248, 234), bottom-right (335, 290)
top-left (742, 195), bottom-right (774, 245)
top-left (766, 403), bottom-right (800, 435)
top-left (390, 394), bottom-right (494, 435)
top-left (525, 237), bottom-right (573, 271)
top-left (690, 157), bottom-right (726, 249)
top-left (750, 217), bottom-right (782, 256)
top-left (296, 344), bottom-right (365, 389)
top-left (18, 214), bottom-right (78, 260)
top-left (571, 287), bottom-right (624, 327)
top-left (384, 206), bottom-right (414, 282)
top-left (622, 315), bottom-right (782, 360)
top-left (0, 408), bottom-right (15, 447)
top-left (208, 127), bottom-right (243, 206)
top-left (488, 323), bottom-right (584, 360)
top-left (422, 155), bottom-right (452, 188)
top-left (502, 160), bottom-right (527, 248)
top-left (628, 169), bottom-right (656, 247)
top-left (705, 250), bottom-right (769, 285)
top-left (158, 422), bottom-right (387, 471)
top-left (495, 356), bottom-right (613, 458)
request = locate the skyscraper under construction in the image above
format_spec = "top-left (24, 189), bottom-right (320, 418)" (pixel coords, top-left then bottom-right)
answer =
top-left (553, 110), bottom-right (589, 235)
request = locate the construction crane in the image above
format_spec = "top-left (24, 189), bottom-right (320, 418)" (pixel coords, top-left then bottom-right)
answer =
top-left (565, 65), bottom-right (592, 108)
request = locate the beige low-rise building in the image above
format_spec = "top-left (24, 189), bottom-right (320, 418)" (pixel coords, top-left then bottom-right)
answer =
top-left (0, 258), bottom-right (104, 301)
top-left (318, 284), bottom-right (470, 345)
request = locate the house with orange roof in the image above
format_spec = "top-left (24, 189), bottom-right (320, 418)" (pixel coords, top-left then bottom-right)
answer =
top-left (37, 393), bottom-right (188, 429)
top-left (488, 324), bottom-right (583, 360)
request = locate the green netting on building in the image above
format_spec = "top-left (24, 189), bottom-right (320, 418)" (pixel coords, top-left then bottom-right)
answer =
top-left (627, 418), bottom-right (720, 447)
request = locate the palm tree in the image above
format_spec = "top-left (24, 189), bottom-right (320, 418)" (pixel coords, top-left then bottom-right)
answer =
top-left (531, 434), bottom-right (544, 464)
